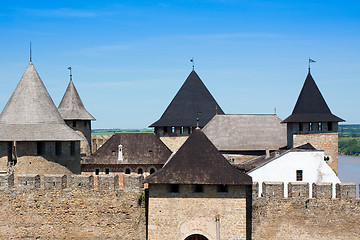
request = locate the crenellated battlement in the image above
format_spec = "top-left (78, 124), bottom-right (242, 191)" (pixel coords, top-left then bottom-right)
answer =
top-left (252, 181), bottom-right (359, 201)
top-left (0, 174), bottom-right (144, 192)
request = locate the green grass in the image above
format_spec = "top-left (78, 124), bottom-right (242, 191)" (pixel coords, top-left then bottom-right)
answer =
top-left (92, 128), bottom-right (154, 135)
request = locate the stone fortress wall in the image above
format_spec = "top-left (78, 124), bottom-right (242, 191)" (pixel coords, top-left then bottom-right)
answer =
top-left (0, 175), bottom-right (359, 240)
top-left (251, 181), bottom-right (360, 240)
top-left (0, 174), bottom-right (146, 240)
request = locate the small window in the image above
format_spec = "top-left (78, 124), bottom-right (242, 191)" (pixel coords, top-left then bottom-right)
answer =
top-left (180, 127), bottom-right (184, 134)
top-left (84, 121), bottom-right (87, 127)
top-left (149, 168), bottom-right (156, 174)
top-left (328, 122), bottom-right (333, 131)
top-left (37, 142), bottom-right (44, 155)
top-left (73, 121), bottom-right (77, 127)
top-left (70, 142), bottom-right (75, 156)
top-left (318, 122), bottom-right (322, 131)
top-left (55, 142), bottom-right (62, 156)
top-left (164, 127), bottom-right (168, 133)
top-left (169, 184), bottom-right (179, 193)
top-left (189, 127), bottom-right (192, 134)
top-left (125, 168), bottom-right (131, 174)
top-left (309, 122), bottom-right (313, 131)
top-left (171, 127), bottom-right (175, 133)
top-left (296, 170), bottom-right (303, 181)
top-left (299, 123), bottom-right (303, 132)
top-left (105, 168), bottom-right (110, 174)
top-left (193, 184), bottom-right (204, 193)
top-left (217, 184), bottom-right (228, 193)
top-left (95, 169), bottom-right (100, 175)
top-left (137, 168), bottom-right (143, 174)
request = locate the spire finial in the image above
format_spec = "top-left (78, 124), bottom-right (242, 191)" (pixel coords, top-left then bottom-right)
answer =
top-left (190, 57), bottom-right (194, 70)
top-left (30, 42), bottom-right (32, 63)
top-left (68, 66), bottom-right (72, 81)
top-left (196, 111), bottom-right (202, 129)
top-left (274, 106), bottom-right (277, 115)
top-left (308, 58), bottom-right (316, 73)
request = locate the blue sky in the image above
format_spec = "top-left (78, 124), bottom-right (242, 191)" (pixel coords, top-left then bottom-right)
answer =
top-left (0, 1), bottom-right (359, 129)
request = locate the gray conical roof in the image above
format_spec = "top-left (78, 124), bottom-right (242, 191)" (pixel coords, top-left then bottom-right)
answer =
top-left (0, 62), bottom-right (83, 141)
top-left (58, 80), bottom-right (95, 120)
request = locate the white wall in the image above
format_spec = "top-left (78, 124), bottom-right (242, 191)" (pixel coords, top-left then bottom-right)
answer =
top-left (248, 151), bottom-right (340, 198)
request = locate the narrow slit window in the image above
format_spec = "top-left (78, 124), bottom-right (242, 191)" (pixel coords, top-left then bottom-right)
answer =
top-left (299, 123), bottom-right (303, 131)
top-left (328, 122), bottom-right (333, 131)
top-left (217, 184), bottom-right (228, 193)
top-left (180, 127), bottom-right (184, 134)
top-left (73, 121), bottom-right (77, 127)
top-left (164, 127), bottom-right (168, 133)
top-left (309, 122), bottom-right (313, 131)
top-left (55, 142), bottom-right (62, 156)
top-left (70, 142), bottom-right (75, 156)
top-left (37, 142), bottom-right (44, 155)
top-left (95, 169), bottom-right (100, 175)
top-left (171, 127), bottom-right (175, 133)
top-left (105, 168), bottom-right (110, 174)
top-left (125, 168), bottom-right (131, 174)
top-left (193, 184), bottom-right (204, 193)
top-left (296, 170), bottom-right (303, 181)
top-left (318, 122), bottom-right (322, 131)
top-left (169, 184), bottom-right (179, 193)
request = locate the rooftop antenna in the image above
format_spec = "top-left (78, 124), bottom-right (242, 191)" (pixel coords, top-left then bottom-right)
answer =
top-left (30, 42), bottom-right (32, 63)
top-left (68, 66), bottom-right (72, 81)
top-left (190, 58), bottom-right (194, 70)
top-left (308, 58), bottom-right (316, 73)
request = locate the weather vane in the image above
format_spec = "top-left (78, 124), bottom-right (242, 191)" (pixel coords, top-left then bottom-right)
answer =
top-left (68, 66), bottom-right (72, 81)
top-left (190, 58), bottom-right (194, 70)
top-left (308, 58), bottom-right (316, 72)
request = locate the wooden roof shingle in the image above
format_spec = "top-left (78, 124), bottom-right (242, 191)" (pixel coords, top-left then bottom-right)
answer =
top-left (0, 62), bottom-right (82, 141)
top-left (58, 80), bottom-right (95, 121)
top-left (150, 70), bottom-right (224, 128)
top-left (145, 130), bottom-right (252, 185)
top-left (283, 72), bottom-right (344, 123)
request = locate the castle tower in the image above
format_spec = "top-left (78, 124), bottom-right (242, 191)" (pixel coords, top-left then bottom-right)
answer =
top-left (282, 70), bottom-right (344, 174)
top-left (0, 62), bottom-right (83, 174)
top-left (149, 70), bottom-right (224, 136)
top-left (145, 130), bottom-right (252, 239)
top-left (58, 76), bottom-right (95, 156)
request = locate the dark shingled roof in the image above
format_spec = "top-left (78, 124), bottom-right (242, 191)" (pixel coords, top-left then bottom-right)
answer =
top-left (149, 70), bottom-right (224, 128)
top-left (239, 143), bottom-right (317, 172)
top-left (283, 72), bottom-right (344, 123)
top-left (145, 130), bottom-right (252, 185)
top-left (58, 80), bottom-right (95, 121)
top-left (83, 133), bottom-right (172, 165)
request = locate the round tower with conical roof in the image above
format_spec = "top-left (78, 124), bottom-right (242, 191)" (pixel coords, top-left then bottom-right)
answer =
top-left (282, 70), bottom-right (344, 174)
top-left (58, 75), bottom-right (95, 156)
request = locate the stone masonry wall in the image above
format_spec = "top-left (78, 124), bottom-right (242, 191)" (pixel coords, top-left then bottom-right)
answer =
top-left (0, 174), bottom-right (146, 240)
top-left (293, 133), bottom-right (338, 173)
top-left (148, 184), bottom-right (248, 240)
top-left (252, 182), bottom-right (360, 240)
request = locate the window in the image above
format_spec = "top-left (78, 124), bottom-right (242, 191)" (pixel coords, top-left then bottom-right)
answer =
top-left (309, 122), bottom-right (313, 131)
top-left (73, 121), bottom-right (77, 127)
top-left (70, 142), bottom-right (75, 156)
top-left (149, 168), bottom-right (156, 174)
top-left (169, 184), bottom-right (179, 193)
top-left (171, 127), bottom-right (175, 133)
top-left (137, 168), bottom-right (143, 174)
top-left (95, 169), bottom-right (100, 175)
top-left (55, 142), bottom-right (62, 156)
top-left (193, 184), bottom-right (204, 193)
top-left (299, 123), bottom-right (303, 131)
top-left (84, 121), bottom-right (87, 127)
top-left (37, 142), bottom-right (44, 155)
top-left (217, 184), bottom-right (228, 193)
top-left (180, 127), bottom-right (184, 134)
top-left (164, 127), bottom-right (168, 133)
top-left (296, 170), bottom-right (303, 181)
top-left (188, 127), bottom-right (192, 134)
top-left (328, 122), bottom-right (333, 131)
top-left (318, 122), bottom-right (322, 131)
top-left (125, 168), bottom-right (131, 174)
top-left (105, 168), bottom-right (110, 174)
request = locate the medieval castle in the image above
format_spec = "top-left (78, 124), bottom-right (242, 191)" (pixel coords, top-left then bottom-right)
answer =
top-left (0, 58), bottom-right (358, 240)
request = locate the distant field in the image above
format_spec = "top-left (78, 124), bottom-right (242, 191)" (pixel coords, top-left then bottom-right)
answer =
top-left (92, 128), bottom-right (154, 135)
top-left (338, 124), bottom-right (360, 156)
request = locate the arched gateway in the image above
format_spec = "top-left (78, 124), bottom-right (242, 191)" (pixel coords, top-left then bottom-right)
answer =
top-left (185, 234), bottom-right (209, 240)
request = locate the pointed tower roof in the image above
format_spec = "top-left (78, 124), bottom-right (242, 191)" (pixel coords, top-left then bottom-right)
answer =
top-left (58, 80), bottom-right (95, 120)
top-left (149, 70), bottom-right (224, 128)
top-left (0, 62), bottom-right (83, 141)
top-left (145, 130), bottom-right (252, 185)
top-left (283, 72), bottom-right (344, 123)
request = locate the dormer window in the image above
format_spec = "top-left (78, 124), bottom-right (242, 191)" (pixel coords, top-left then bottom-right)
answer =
top-left (118, 145), bottom-right (123, 161)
